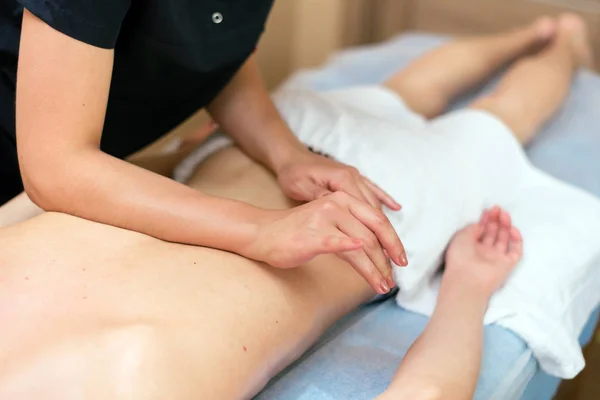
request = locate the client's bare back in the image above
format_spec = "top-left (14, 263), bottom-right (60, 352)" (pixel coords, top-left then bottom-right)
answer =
top-left (0, 147), bottom-right (373, 399)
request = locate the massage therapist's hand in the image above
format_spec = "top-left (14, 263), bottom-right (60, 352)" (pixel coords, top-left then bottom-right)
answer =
top-left (276, 150), bottom-right (402, 211)
top-left (247, 191), bottom-right (408, 295)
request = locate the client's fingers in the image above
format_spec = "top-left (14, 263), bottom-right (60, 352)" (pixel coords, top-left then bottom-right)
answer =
top-left (489, 205), bottom-right (502, 222)
top-left (482, 221), bottom-right (499, 246)
top-left (364, 178), bottom-right (402, 211)
top-left (478, 209), bottom-right (490, 239)
top-left (508, 226), bottom-right (524, 262)
top-left (495, 225), bottom-right (510, 252)
top-left (480, 209), bottom-right (490, 225)
top-left (499, 208), bottom-right (512, 228)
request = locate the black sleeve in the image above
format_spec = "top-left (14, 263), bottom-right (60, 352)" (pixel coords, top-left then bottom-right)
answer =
top-left (18, 0), bottom-right (131, 49)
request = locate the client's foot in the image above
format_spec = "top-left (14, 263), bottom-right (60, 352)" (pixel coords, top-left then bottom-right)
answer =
top-left (529, 16), bottom-right (557, 44)
top-left (558, 13), bottom-right (594, 69)
top-left (444, 206), bottom-right (523, 295)
top-left (508, 16), bottom-right (556, 51)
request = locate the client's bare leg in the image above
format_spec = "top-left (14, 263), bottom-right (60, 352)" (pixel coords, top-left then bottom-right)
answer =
top-left (471, 14), bottom-right (594, 145)
top-left (384, 18), bottom-right (555, 118)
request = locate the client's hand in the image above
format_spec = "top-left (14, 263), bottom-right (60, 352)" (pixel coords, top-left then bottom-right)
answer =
top-left (445, 206), bottom-right (524, 295)
top-left (250, 191), bottom-right (408, 295)
top-left (276, 151), bottom-right (402, 211)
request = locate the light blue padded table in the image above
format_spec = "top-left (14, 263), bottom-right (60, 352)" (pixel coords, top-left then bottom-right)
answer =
top-left (255, 34), bottom-right (600, 400)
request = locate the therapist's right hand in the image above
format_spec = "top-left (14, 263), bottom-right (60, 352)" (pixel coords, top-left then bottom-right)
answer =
top-left (250, 191), bottom-right (408, 294)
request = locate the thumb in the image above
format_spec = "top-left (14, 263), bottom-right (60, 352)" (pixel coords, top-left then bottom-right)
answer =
top-left (182, 120), bottom-right (219, 147)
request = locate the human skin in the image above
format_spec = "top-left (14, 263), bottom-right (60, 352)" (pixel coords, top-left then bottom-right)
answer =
top-left (3, 13), bottom-right (591, 400)
top-left (15, 10), bottom-right (405, 296)
top-left (0, 146), bottom-right (375, 399)
top-left (377, 207), bottom-right (523, 400)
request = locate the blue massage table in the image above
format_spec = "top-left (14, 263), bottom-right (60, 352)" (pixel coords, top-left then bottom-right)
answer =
top-left (254, 34), bottom-right (600, 400)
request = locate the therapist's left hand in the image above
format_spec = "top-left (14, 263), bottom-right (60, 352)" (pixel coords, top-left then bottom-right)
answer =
top-left (276, 151), bottom-right (402, 211)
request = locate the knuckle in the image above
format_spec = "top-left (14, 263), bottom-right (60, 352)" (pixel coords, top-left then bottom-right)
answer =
top-left (321, 235), bottom-right (335, 248)
top-left (346, 166), bottom-right (359, 174)
top-left (320, 199), bottom-right (338, 212)
top-left (363, 234), bottom-right (379, 249)
top-left (330, 191), bottom-right (347, 202)
top-left (372, 210), bottom-right (387, 225)
top-left (339, 169), bottom-right (354, 180)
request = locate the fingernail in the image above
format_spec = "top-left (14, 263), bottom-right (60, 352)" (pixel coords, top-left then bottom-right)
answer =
top-left (381, 281), bottom-right (390, 293)
top-left (400, 254), bottom-right (408, 266)
top-left (388, 276), bottom-right (396, 288)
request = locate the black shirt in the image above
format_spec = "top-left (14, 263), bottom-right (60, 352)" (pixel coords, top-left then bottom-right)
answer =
top-left (0, 0), bottom-right (274, 158)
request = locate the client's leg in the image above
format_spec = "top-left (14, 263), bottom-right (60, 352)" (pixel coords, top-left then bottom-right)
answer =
top-left (471, 14), bottom-right (594, 144)
top-left (384, 18), bottom-right (555, 118)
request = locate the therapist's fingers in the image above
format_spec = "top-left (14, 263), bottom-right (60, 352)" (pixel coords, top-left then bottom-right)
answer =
top-left (181, 120), bottom-right (219, 147)
top-left (355, 176), bottom-right (382, 210)
top-left (363, 178), bottom-right (402, 211)
top-left (313, 187), bottom-right (333, 199)
top-left (328, 168), bottom-right (375, 207)
top-left (336, 249), bottom-right (389, 295)
top-left (335, 211), bottom-right (393, 288)
top-left (333, 192), bottom-right (407, 267)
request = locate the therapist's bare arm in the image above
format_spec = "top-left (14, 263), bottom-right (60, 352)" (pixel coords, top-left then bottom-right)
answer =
top-left (16, 10), bottom-right (272, 255)
top-left (207, 56), bottom-right (305, 175)
top-left (208, 55), bottom-right (407, 289)
top-left (377, 208), bottom-right (523, 400)
top-left (16, 11), bottom-right (401, 294)
top-left (207, 56), bottom-right (404, 216)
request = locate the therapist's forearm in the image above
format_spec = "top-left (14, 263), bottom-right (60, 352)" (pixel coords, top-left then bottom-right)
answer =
top-left (25, 148), bottom-right (266, 255)
top-left (207, 56), bottom-right (307, 173)
top-left (377, 273), bottom-right (490, 400)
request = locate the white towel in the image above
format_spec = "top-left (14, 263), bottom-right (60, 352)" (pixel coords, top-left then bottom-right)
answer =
top-left (175, 85), bottom-right (600, 378)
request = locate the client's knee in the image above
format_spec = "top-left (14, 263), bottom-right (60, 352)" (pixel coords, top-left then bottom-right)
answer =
top-left (384, 76), bottom-right (449, 119)
top-left (469, 91), bottom-right (537, 144)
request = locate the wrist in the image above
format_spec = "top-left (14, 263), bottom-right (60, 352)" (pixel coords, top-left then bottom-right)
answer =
top-left (440, 271), bottom-right (493, 306)
top-left (233, 205), bottom-right (283, 261)
top-left (263, 122), bottom-right (311, 175)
